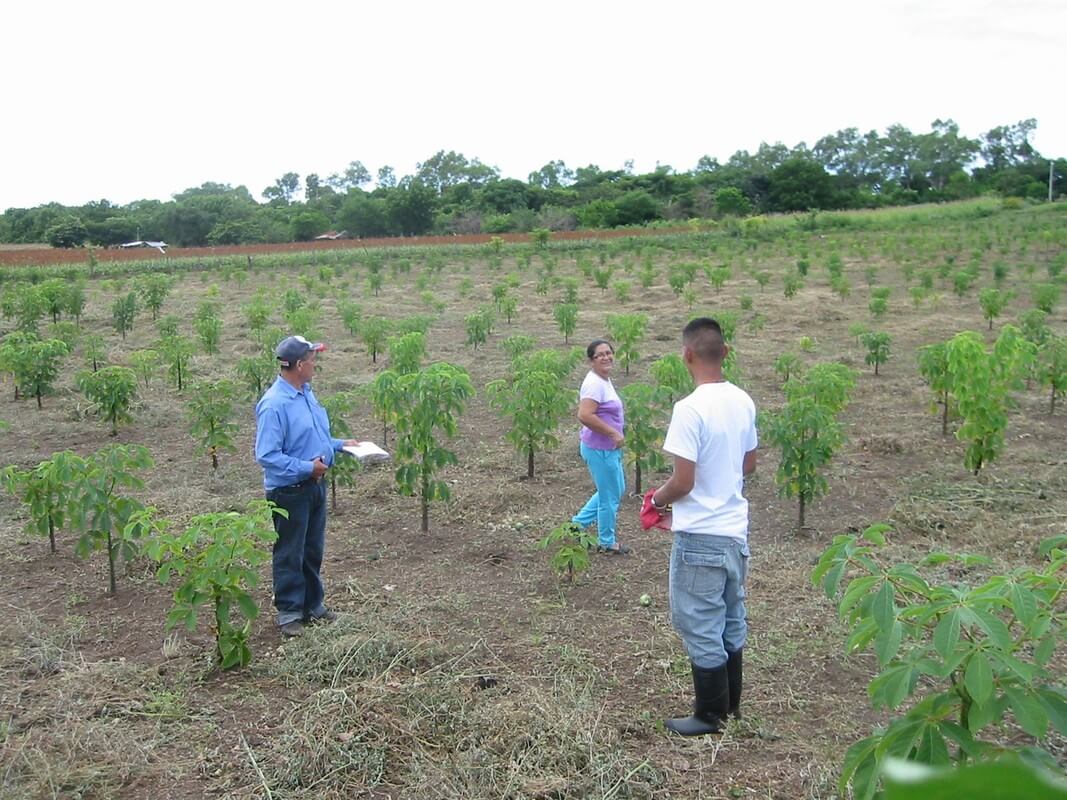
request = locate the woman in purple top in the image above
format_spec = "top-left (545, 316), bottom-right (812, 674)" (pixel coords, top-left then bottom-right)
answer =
top-left (572, 339), bottom-right (630, 554)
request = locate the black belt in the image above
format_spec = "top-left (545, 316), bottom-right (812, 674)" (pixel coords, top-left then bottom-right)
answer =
top-left (272, 476), bottom-right (320, 491)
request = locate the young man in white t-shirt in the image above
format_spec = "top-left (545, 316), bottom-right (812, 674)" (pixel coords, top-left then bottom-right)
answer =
top-left (650, 317), bottom-right (758, 736)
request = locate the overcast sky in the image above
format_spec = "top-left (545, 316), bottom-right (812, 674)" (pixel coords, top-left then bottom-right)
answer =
top-left (2, 0), bottom-right (1062, 211)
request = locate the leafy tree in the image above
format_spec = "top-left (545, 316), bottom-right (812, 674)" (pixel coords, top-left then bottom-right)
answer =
top-left (146, 500), bottom-right (280, 668)
top-left (774, 352), bottom-right (803, 384)
top-left (1, 450), bottom-right (86, 553)
top-left (764, 395), bottom-right (844, 530)
top-left (45, 216), bottom-right (89, 248)
top-left (13, 284), bottom-right (45, 334)
top-left (69, 444), bottom-right (153, 594)
top-left (38, 278), bottom-right (68, 324)
top-left (194, 303), bottom-right (223, 354)
top-left (944, 327), bottom-right (1033, 474)
top-left (1031, 283), bottom-right (1060, 315)
top-left (861, 331), bottom-right (892, 375)
top-left (917, 342), bottom-right (955, 436)
top-left (501, 334), bottom-right (537, 361)
top-left (715, 187), bottom-right (751, 216)
top-left (236, 352), bottom-right (276, 398)
top-left (112, 292), bottom-right (138, 340)
top-left (82, 332), bottom-right (106, 373)
top-left (979, 287), bottom-right (1009, 330)
top-left (337, 300), bottom-right (362, 337)
top-left (784, 362), bottom-right (856, 414)
top-left (465, 308), bottom-right (493, 350)
top-left (500, 294), bottom-right (518, 324)
top-left (389, 363), bottom-right (474, 532)
top-left (537, 522), bottom-right (597, 582)
top-left (187, 379), bottom-right (239, 470)
top-left (320, 391), bottom-right (362, 511)
top-left (10, 337), bottom-right (70, 409)
top-left (77, 366), bottom-right (138, 435)
top-left (63, 281), bottom-right (87, 326)
top-left (486, 356), bottom-right (574, 478)
top-left (650, 353), bottom-right (694, 404)
top-left (387, 331), bottom-right (426, 374)
top-left (813, 524), bottom-right (1067, 800)
top-left (359, 316), bottom-right (390, 363)
top-left (128, 349), bottom-right (161, 388)
top-left (553, 302), bottom-right (578, 343)
top-left (605, 313), bottom-right (648, 375)
top-left (262, 172), bottom-right (300, 205)
top-left (135, 274), bottom-right (173, 320)
top-left (158, 334), bottom-right (195, 391)
top-left (1036, 336), bottom-right (1067, 414)
top-left (619, 382), bottom-right (668, 493)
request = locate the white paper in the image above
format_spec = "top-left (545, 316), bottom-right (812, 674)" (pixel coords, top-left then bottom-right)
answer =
top-left (342, 441), bottom-right (390, 462)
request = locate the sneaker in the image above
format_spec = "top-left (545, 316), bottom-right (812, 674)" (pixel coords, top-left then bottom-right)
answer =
top-left (596, 544), bottom-right (632, 555)
top-left (279, 620), bottom-right (305, 638)
top-left (310, 608), bottom-right (339, 624)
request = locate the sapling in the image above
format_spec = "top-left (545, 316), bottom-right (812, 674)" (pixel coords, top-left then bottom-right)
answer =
top-left (619, 382), bottom-right (667, 493)
top-left (537, 522), bottom-right (597, 583)
top-left (605, 313), bottom-right (648, 375)
top-left (553, 303), bottom-right (578, 344)
top-left (11, 337), bottom-right (70, 409)
top-left (861, 331), bottom-right (891, 375)
top-left (112, 292), bottom-right (138, 340)
top-left (77, 366), bottom-right (138, 435)
top-left (1, 450), bottom-right (86, 554)
top-left (186, 379), bottom-right (239, 470)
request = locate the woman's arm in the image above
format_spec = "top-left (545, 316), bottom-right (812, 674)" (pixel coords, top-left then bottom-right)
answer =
top-left (578, 398), bottom-right (624, 445)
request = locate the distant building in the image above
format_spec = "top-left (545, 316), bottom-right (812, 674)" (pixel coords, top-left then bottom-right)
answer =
top-left (120, 240), bottom-right (168, 254)
top-left (313, 231), bottom-right (349, 240)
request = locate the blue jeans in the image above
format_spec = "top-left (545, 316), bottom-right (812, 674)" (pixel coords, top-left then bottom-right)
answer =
top-left (266, 480), bottom-right (328, 625)
top-left (573, 442), bottom-right (626, 548)
top-left (669, 531), bottom-right (750, 669)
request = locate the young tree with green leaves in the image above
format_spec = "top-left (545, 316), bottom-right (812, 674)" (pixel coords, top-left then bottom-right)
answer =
top-left (388, 331), bottom-right (426, 374)
top-left (605, 313), bottom-right (648, 375)
top-left (337, 299), bottom-right (362, 337)
top-left (359, 316), bottom-right (390, 363)
top-left (1036, 336), bottom-right (1067, 414)
top-left (465, 307), bottom-right (494, 350)
top-left (146, 500), bottom-right (280, 669)
top-left (537, 521), bottom-right (597, 583)
top-left (159, 334), bottom-right (195, 391)
top-left (553, 302), bottom-right (578, 344)
top-left (13, 284), bottom-right (45, 334)
top-left (1, 450), bottom-right (86, 554)
top-left (38, 278), bottom-right (68, 324)
top-left (944, 326), bottom-right (1033, 475)
top-left (187, 379), bottom-right (239, 469)
top-left (389, 363), bottom-right (474, 533)
top-left (1031, 283), bottom-right (1060, 315)
top-left (917, 342), bottom-right (955, 436)
top-left (320, 391), bottom-right (362, 511)
top-left (773, 352), bottom-right (803, 384)
top-left (236, 352), bottom-right (276, 397)
top-left (136, 273), bottom-right (173, 319)
top-left (650, 353), bottom-right (694, 405)
top-left (861, 331), bottom-right (892, 375)
top-left (11, 337), bottom-right (70, 409)
top-left (77, 366), bottom-right (138, 435)
top-left (813, 524), bottom-right (1067, 800)
top-left (486, 356), bottom-right (574, 479)
top-left (194, 303), bottom-right (223, 354)
top-left (69, 444), bottom-right (153, 594)
top-left (979, 287), bottom-right (1009, 330)
top-left (128, 349), bottom-right (161, 388)
top-left (63, 281), bottom-right (87, 326)
top-left (618, 382), bottom-right (667, 493)
top-left (112, 291), bottom-right (138, 340)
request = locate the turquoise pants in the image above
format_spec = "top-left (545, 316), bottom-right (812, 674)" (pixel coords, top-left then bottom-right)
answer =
top-left (573, 442), bottom-right (626, 547)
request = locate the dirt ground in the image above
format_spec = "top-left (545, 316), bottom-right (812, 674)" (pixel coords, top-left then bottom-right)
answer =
top-left (1, 207), bottom-right (1065, 798)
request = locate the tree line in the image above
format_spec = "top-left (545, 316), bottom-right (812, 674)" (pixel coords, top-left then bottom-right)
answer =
top-left (2, 118), bottom-right (1063, 249)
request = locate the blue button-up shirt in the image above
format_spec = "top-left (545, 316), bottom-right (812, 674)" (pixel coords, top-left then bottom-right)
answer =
top-left (254, 376), bottom-right (343, 491)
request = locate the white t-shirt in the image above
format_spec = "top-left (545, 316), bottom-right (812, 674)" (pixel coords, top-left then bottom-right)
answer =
top-left (662, 381), bottom-right (758, 540)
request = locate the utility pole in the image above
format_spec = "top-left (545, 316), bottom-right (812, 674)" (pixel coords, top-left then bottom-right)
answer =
top-left (1050, 160), bottom-right (1055, 203)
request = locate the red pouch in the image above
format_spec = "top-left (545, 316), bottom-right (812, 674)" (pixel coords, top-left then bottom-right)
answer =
top-left (640, 488), bottom-right (672, 531)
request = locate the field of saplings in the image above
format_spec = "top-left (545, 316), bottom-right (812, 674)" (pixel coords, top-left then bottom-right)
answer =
top-left (1, 199), bottom-right (1064, 799)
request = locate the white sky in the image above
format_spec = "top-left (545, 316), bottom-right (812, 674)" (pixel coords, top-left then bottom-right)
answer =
top-left (2, 0), bottom-right (1063, 211)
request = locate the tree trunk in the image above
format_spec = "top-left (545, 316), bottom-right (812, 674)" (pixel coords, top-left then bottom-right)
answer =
top-left (330, 476), bottom-right (337, 512)
top-left (36, 389), bottom-right (42, 409)
top-left (211, 449), bottom-right (219, 470)
top-left (527, 448), bottom-right (534, 479)
top-left (1052, 387), bottom-right (1057, 415)
top-left (635, 461), bottom-right (643, 495)
top-left (421, 473), bottom-right (429, 533)
top-left (106, 528), bottom-right (117, 594)
top-left (941, 393), bottom-right (949, 436)
top-left (48, 516), bottom-right (56, 554)
top-left (798, 494), bottom-right (806, 531)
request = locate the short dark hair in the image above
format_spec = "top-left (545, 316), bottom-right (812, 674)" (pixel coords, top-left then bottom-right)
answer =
top-left (682, 317), bottom-right (726, 363)
top-left (586, 338), bottom-right (614, 359)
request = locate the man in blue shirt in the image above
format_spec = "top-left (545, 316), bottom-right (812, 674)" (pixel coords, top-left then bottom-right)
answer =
top-left (255, 335), bottom-right (360, 637)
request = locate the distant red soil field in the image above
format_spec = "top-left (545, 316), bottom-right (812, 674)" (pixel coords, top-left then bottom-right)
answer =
top-left (0, 227), bottom-right (688, 267)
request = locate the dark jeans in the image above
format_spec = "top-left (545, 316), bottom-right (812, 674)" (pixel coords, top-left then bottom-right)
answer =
top-left (266, 480), bottom-right (328, 625)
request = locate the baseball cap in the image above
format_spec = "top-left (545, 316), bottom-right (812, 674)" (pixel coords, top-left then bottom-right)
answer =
top-left (275, 335), bottom-right (327, 367)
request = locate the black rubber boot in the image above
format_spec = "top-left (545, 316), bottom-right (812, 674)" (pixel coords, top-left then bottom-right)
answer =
top-left (726, 648), bottom-right (743, 719)
top-left (665, 663), bottom-right (729, 736)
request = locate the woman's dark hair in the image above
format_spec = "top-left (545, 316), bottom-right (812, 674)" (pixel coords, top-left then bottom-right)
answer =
top-left (586, 339), bottom-right (614, 359)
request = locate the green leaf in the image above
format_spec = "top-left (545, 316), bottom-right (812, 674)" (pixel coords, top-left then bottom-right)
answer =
top-left (1009, 583), bottom-right (1038, 628)
top-left (875, 619), bottom-right (903, 666)
top-left (964, 653), bottom-right (994, 707)
top-left (1005, 686), bottom-right (1049, 739)
top-left (872, 580), bottom-right (896, 631)
top-left (882, 757), bottom-right (1067, 800)
top-left (869, 663), bottom-right (915, 710)
top-left (933, 609), bottom-right (961, 661)
top-left (913, 723), bottom-right (951, 766)
top-left (839, 575), bottom-right (880, 619)
top-left (822, 560), bottom-right (847, 599)
top-left (838, 735), bottom-right (880, 798)
top-left (1037, 688), bottom-right (1067, 736)
top-left (972, 608), bottom-right (1013, 651)
top-left (235, 592), bottom-right (259, 621)
top-left (861, 523), bottom-right (891, 546)
top-left (1034, 635), bottom-right (1056, 666)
